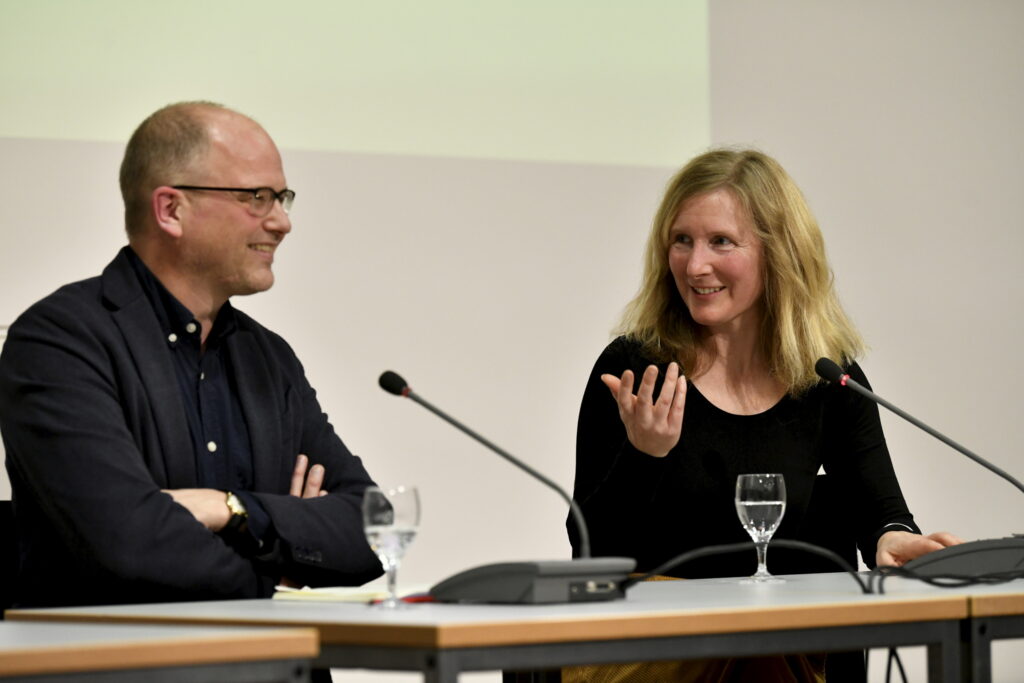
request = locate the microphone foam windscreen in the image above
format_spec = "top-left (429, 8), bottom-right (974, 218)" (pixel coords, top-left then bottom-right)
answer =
top-left (814, 358), bottom-right (845, 383)
top-left (379, 370), bottom-right (408, 395)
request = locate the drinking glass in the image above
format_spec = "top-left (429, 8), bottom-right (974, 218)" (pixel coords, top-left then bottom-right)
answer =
top-left (735, 473), bottom-right (786, 583)
top-left (362, 485), bottom-right (420, 608)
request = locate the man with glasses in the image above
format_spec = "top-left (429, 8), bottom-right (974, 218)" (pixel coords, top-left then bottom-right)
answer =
top-left (0, 102), bottom-right (383, 609)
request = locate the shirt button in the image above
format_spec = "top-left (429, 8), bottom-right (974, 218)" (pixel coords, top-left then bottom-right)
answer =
top-left (186, 322), bottom-right (198, 334)
top-left (200, 372), bottom-right (205, 380)
top-left (207, 441), bottom-right (218, 453)
top-left (167, 333), bottom-right (178, 343)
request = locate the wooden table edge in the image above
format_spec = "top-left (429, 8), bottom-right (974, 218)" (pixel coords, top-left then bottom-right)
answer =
top-left (433, 596), bottom-right (969, 647)
top-left (968, 592), bottom-right (1024, 618)
top-left (0, 626), bottom-right (318, 678)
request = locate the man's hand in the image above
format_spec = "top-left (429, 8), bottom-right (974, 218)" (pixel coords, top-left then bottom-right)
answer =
top-left (601, 362), bottom-right (687, 458)
top-left (876, 530), bottom-right (964, 567)
top-left (279, 454), bottom-right (328, 589)
top-left (290, 454), bottom-right (328, 498)
top-left (162, 488), bottom-right (231, 532)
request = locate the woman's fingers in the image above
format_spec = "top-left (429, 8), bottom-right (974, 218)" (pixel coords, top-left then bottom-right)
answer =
top-left (600, 373), bottom-right (621, 395)
top-left (635, 365), bottom-right (659, 406)
top-left (669, 371), bottom-right (688, 427)
top-left (615, 369), bottom-right (636, 419)
top-left (602, 364), bottom-right (686, 458)
top-left (653, 363), bottom-right (679, 417)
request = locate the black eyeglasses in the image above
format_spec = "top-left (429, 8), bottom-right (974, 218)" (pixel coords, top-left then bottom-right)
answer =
top-left (172, 185), bottom-right (296, 217)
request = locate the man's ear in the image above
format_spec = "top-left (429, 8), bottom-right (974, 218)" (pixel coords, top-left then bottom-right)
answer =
top-left (152, 186), bottom-right (185, 238)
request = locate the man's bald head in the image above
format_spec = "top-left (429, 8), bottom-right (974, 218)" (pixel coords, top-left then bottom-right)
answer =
top-left (119, 101), bottom-right (248, 237)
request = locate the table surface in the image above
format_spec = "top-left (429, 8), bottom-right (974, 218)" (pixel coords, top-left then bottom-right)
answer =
top-left (880, 575), bottom-right (1024, 618)
top-left (5, 572), bottom-right (975, 649)
top-left (0, 621), bottom-right (318, 678)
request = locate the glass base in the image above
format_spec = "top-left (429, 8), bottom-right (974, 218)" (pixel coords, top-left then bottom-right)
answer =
top-left (372, 598), bottom-right (415, 609)
top-left (739, 573), bottom-right (785, 584)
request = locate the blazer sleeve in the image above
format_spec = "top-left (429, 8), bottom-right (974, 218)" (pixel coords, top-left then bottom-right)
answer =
top-left (0, 294), bottom-right (264, 604)
top-left (240, 328), bottom-right (383, 588)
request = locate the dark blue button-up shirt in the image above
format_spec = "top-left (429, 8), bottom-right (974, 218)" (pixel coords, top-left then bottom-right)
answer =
top-left (126, 248), bottom-right (271, 546)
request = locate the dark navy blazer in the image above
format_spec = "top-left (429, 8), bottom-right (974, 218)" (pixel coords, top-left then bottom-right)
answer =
top-left (0, 247), bottom-right (382, 607)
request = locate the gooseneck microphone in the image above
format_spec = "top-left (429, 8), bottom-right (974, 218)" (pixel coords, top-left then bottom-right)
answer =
top-left (815, 357), bottom-right (1024, 577)
top-left (378, 370), bottom-right (592, 557)
top-left (378, 370), bottom-right (635, 603)
top-left (814, 358), bottom-right (1024, 496)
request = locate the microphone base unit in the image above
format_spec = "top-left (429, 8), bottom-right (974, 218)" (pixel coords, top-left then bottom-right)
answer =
top-left (901, 535), bottom-right (1024, 577)
top-left (429, 557), bottom-right (636, 604)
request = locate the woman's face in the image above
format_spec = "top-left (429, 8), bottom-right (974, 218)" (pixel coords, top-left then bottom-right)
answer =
top-left (667, 188), bottom-right (765, 336)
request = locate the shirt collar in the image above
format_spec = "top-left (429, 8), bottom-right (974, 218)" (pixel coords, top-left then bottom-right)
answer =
top-left (126, 246), bottom-right (238, 348)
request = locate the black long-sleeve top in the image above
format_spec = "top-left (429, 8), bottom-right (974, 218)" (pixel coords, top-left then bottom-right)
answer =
top-left (569, 336), bottom-right (919, 578)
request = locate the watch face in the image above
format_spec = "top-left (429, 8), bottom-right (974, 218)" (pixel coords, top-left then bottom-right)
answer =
top-left (227, 492), bottom-right (248, 517)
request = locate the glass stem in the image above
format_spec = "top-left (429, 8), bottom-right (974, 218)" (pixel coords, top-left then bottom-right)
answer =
top-left (386, 563), bottom-right (398, 602)
top-left (755, 541), bottom-right (769, 575)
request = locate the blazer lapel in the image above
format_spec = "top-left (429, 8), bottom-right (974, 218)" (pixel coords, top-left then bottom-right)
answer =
top-left (102, 250), bottom-right (196, 488)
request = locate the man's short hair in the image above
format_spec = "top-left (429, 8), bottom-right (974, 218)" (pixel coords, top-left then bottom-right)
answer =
top-left (119, 101), bottom-right (227, 237)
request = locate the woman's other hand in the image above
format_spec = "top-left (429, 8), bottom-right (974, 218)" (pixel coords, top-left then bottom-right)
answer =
top-left (601, 362), bottom-right (687, 458)
top-left (876, 530), bottom-right (964, 567)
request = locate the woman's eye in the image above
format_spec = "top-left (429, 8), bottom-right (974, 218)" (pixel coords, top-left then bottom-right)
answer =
top-left (711, 236), bottom-right (734, 246)
top-left (672, 234), bottom-right (691, 245)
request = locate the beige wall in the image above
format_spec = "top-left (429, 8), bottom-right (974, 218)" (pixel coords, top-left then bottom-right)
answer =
top-left (710, 1), bottom-right (1024, 678)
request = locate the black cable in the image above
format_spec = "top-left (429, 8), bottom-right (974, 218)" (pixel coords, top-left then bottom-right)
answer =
top-left (885, 647), bottom-right (909, 683)
top-left (620, 539), bottom-right (871, 594)
top-left (885, 647), bottom-right (908, 683)
top-left (620, 542), bottom-right (750, 590)
top-left (893, 648), bottom-right (908, 683)
top-left (871, 565), bottom-right (1024, 594)
top-left (772, 540), bottom-right (870, 592)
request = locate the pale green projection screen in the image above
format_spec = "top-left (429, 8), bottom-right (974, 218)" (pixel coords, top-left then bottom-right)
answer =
top-left (0, 0), bottom-right (709, 165)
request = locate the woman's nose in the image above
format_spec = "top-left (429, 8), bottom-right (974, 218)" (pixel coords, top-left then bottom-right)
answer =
top-left (686, 243), bottom-right (713, 276)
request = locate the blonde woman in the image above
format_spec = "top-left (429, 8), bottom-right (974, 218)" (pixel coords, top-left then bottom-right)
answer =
top-left (567, 149), bottom-right (959, 681)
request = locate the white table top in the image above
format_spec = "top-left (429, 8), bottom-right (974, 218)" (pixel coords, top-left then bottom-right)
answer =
top-left (6, 572), bottom-right (978, 649)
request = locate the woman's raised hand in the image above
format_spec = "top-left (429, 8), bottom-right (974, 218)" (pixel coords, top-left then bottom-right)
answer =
top-left (601, 362), bottom-right (687, 458)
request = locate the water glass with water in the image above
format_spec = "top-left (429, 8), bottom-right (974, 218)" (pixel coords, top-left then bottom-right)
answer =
top-left (362, 485), bottom-right (420, 607)
top-left (735, 473), bottom-right (786, 583)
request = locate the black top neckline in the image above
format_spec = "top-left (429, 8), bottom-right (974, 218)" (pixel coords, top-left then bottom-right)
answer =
top-left (686, 379), bottom-right (788, 419)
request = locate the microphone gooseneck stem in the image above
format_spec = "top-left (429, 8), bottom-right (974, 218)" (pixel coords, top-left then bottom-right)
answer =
top-left (842, 375), bottom-right (1024, 497)
top-left (405, 390), bottom-right (592, 558)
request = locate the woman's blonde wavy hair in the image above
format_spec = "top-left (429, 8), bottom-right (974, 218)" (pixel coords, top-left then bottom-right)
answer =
top-left (618, 148), bottom-right (863, 395)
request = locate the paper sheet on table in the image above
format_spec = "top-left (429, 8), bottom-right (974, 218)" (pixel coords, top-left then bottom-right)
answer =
top-left (272, 584), bottom-right (430, 602)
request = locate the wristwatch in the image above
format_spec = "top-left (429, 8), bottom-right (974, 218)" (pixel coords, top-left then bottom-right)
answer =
top-left (224, 491), bottom-right (249, 534)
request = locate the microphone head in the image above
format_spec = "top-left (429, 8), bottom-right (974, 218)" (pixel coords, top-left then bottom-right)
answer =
top-left (379, 370), bottom-right (409, 396)
top-left (815, 357), bottom-right (846, 383)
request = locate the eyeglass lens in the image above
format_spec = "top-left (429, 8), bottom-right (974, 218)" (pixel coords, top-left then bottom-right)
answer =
top-left (250, 188), bottom-right (295, 216)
